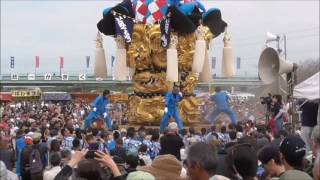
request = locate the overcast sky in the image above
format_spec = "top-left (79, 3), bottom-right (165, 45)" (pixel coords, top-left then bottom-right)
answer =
top-left (1, 0), bottom-right (319, 76)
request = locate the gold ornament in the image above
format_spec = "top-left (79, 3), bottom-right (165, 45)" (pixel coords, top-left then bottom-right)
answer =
top-left (179, 96), bottom-right (200, 124)
top-left (177, 34), bottom-right (196, 72)
top-left (133, 72), bottom-right (168, 94)
top-left (127, 24), bottom-right (151, 70)
top-left (181, 74), bottom-right (198, 94)
top-left (128, 96), bottom-right (165, 124)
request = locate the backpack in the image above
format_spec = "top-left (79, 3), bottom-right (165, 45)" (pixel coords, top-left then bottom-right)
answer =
top-left (29, 148), bottom-right (43, 174)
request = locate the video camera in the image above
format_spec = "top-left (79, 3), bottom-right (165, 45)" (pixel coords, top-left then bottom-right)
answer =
top-left (260, 93), bottom-right (272, 105)
top-left (260, 96), bottom-right (272, 105)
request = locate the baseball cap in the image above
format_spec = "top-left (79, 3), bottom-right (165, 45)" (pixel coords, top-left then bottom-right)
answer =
top-left (279, 135), bottom-right (306, 166)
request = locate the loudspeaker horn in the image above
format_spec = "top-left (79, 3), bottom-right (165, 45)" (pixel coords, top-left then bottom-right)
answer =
top-left (266, 32), bottom-right (280, 43)
top-left (258, 47), bottom-right (296, 84)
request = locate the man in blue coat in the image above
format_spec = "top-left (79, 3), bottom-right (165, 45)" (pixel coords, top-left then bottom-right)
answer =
top-left (160, 85), bottom-right (184, 132)
top-left (210, 86), bottom-right (237, 125)
top-left (15, 130), bottom-right (26, 177)
top-left (84, 90), bottom-right (112, 129)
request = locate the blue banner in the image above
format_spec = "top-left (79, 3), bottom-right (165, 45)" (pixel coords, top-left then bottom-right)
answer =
top-left (236, 57), bottom-right (241, 69)
top-left (86, 56), bottom-right (90, 68)
top-left (211, 57), bottom-right (216, 69)
top-left (114, 13), bottom-right (134, 43)
top-left (10, 56), bottom-right (14, 69)
top-left (111, 55), bottom-right (115, 67)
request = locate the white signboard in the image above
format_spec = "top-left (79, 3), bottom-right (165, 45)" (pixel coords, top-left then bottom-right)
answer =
top-left (11, 73), bottom-right (19, 80)
top-left (44, 73), bottom-right (52, 80)
top-left (96, 77), bottom-right (103, 81)
top-left (79, 74), bottom-right (86, 80)
top-left (61, 74), bottom-right (69, 80)
top-left (28, 74), bottom-right (35, 80)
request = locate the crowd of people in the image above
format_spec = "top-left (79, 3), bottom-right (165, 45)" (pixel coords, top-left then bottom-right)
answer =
top-left (0, 92), bottom-right (319, 180)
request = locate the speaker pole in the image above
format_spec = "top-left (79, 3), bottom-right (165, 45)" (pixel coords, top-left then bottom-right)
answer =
top-left (284, 34), bottom-right (287, 60)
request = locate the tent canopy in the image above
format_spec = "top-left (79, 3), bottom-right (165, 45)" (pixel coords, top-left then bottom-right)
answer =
top-left (294, 72), bottom-right (320, 100)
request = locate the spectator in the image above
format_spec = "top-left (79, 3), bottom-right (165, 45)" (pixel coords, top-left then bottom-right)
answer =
top-left (279, 136), bottom-right (312, 180)
top-left (43, 153), bottom-right (61, 180)
top-left (125, 155), bottom-right (140, 174)
top-left (225, 131), bottom-right (237, 149)
top-left (186, 142), bottom-right (223, 180)
top-left (217, 126), bottom-right (230, 144)
top-left (106, 131), bottom-right (116, 152)
top-left (189, 127), bottom-right (201, 142)
top-left (112, 156), bottom-right (127, 175)
top-left (126, 171), bottom-right (155, 180)
top-left (258, 145), bottom-right (285, 179)
top-left (160, 122), bottom-right (184, 160)
top-left (125, 127), bottom-right (141, 156)
top-left (0, 160), bottom-right (18, 180)
top-left (138, 154), bottom-right (184, 179)
top-left (148, 129), bottom-right (161, 160)
top-left (230, 143), bottom-right (258, 180)
top-left (138, 144), bottom-right (152, 166)
top-left (0, 138), bottom-right (15, 171)
top-left (49, 139), bottom-right (60, 156)
top-left (300, 101), bottom-right (319, 152)
top-left (110, 139), bottom-right (126, 161)
top-left (74, 128), bottom-right (84, 149)
top-left (271, 130), bottom-right (288, 147)
top-left (313, 153), bottom-right (320, 180)
top-left (60, 149), bottom-right (71, 168)
top-left (205, 125), bottom-right (219, 143)
top-left (200, 128), bottom-right (207, 141)
top-left (15, 129), bottom-right (26, 177)
top-left (310, 125), bottom-right (320, 157)
top-left (120, 129), bottom-right (127, 142)
top-left (54, 150), bottom-right (124, 180)
top-left (20, 132), bottom-right (47, 180)
top-left (72, 138), bottom-right (81, 151)
top-left (61, 128), bottom-right (74, 150)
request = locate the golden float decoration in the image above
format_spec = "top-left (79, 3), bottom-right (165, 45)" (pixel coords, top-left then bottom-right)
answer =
top-left (125, 23), bottom-right (209, 125)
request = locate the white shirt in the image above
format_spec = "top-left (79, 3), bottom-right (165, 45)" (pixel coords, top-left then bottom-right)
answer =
top-left (43, 166), bottom-right (62, 180)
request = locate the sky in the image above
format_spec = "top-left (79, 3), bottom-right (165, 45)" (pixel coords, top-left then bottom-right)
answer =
top-left (1, 0), bottom-right (319, 77)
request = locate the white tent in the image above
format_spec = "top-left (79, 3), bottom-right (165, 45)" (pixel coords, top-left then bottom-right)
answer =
top-left (294, 72), bottom-right (320, 100)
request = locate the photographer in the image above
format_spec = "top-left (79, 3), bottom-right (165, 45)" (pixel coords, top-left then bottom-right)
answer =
top-left (260, 93), bottom-right (272, 121)
top-left (270, 95), bottom-right (286, 134)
